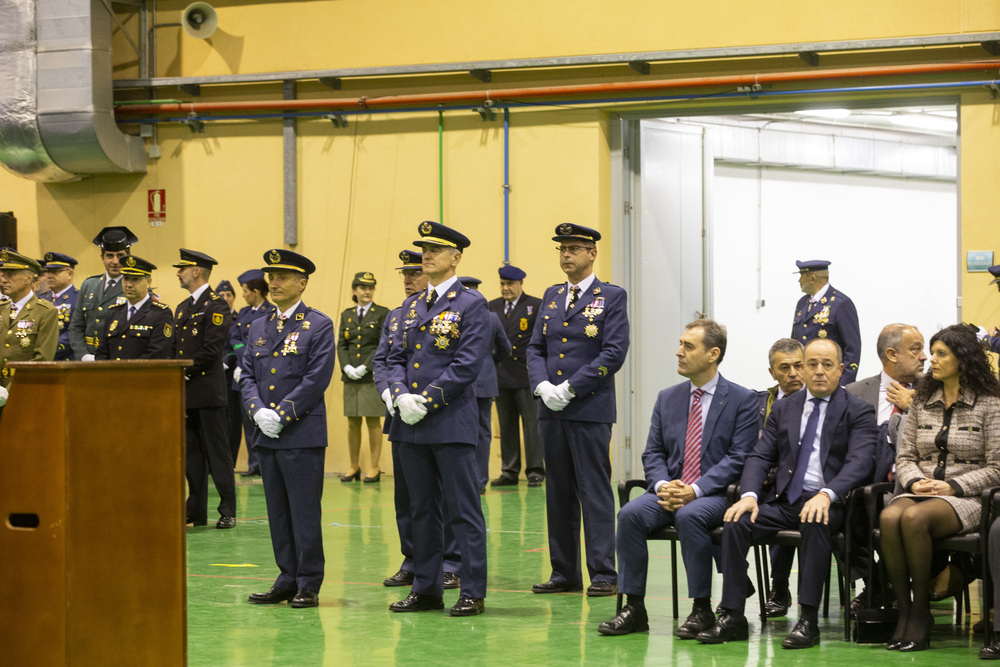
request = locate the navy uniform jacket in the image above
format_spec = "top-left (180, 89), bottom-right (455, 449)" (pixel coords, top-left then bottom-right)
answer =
top-left (526, 278), bottom-right (630, 423)
top-left (473, 312), bottom-right (512, 399)
top-left (641, 375), bottom-right (760, 495)
top-left (95, 299), bottom-right (174, 360)
top-left (791, 286), bottom-right (861, 384)
top-left (230, 302), bottom-right (277, 388)
top-left (240, 301), bottom-right (336, 450)
top-left (386, 285), bottom-right (491, 446)
top-left (337, 303), bottom-right (389, 382)
top-left (173, 289), bottom-right (231, 409)
top-left (741, 386), bottom-right (877, 502)
top-left (38, 285), bottom-right (79, 361)
top-left (68, 274), bottom-right (126, 358)
top-left (373, 305), bottom-right (401, 397)
top-left (488, 293), bottom-right (542, 389)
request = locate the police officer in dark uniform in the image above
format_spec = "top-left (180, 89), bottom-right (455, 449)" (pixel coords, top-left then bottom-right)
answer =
top-left (791, 259), bottom-right (861, 385)
top-left (232, 269), bottom-right (277, 477)
top-left (385, 222), bottom-right (491, 617)
top-left (37, 252), bottom-right (79, 361)
top-left (459, 276), bottom-right (512, 493)
top-left (69, 226), bottom-right (138, 361)
top-left (488, 264), bottom-right (544, 487)
top-left (527, 223), bottom-right (630, 597)
top-left (95, 255), bottom-right (173, 360)
top-left (242, 249), bottom-right (336, 609)
top-left (173, 248), bottom-right (236, 529)
top-left (216, 279), bottom-right (244, 467)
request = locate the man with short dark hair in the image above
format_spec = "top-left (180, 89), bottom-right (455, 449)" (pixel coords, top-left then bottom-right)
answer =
top-left (69, 226), bottom-right (138, 361)
top-left (95, 256), bottom-right (173, 360)
top-left (488, 264), bottom-right (544, 487)
top-left (173, 248), bottom-right (235, 529)
top-left (232, 269), bottom-right (276, 477)
top-left (599, 319), bottom-right (758, 637)
top-left (697, 338), bottom-right (877, 649)
top-left (791, 260), bottom-right (861, 385)
top-left (37, 252), bottom-right (79, 361)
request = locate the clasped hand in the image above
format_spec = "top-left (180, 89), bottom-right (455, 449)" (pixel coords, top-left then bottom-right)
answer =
top-left (395, 393), bottom-right (428, 424)
top-left (253, 408), bottom-right (283, 438)
top-left (657, 480), bottom-right (695, 511)
top-left (911, 479), bottom-right (955, 496)
top-left (536, 380), bottom-right (573, 411)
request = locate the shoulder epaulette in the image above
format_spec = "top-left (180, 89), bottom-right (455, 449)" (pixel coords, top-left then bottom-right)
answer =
top-left (152, 301), bottom-right (170, 310)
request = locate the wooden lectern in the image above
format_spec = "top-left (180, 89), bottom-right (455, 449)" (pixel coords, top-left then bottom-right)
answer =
top-left (0, 360), bottom-right (191, 665)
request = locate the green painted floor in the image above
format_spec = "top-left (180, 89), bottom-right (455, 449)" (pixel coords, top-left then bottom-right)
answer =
top-left (186, 475), bottom-right (989, 666)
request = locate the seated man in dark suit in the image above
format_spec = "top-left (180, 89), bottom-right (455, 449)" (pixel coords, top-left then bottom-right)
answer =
top-left (598, 319), bottom-right (759, 637)
top-left (697, 338), bottom-right (877, 649)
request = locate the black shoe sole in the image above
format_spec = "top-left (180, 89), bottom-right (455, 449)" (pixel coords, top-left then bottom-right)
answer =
top-left (389, 603), bottom-right (445, 612)
top-left (599, 623), bottom-right (649, 636)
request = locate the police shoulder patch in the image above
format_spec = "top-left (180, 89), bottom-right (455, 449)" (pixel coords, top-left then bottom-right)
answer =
top-left (164, 323), bottom-right (173, 338)
top-left (212, 313), bottom-right (224, 326)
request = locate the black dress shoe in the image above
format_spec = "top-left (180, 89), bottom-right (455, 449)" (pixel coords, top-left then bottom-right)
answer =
top-left (491, 475), bottom-right (518, 487)
top-left (598, 604), bottom-right (649, 636)
top-left (765, 587), bottom-right (791, 617)
top-left (239, 468), bottom-right (261, 477)
top-left (216, 516), bottom-right (236, 529)
top-left (781, 618), bottom-right (820, 649)
top-left (383, 570), bottom-right (414, 587)
top-left (443, 572), bottom-right (460, 590)
top-left (980, 640), bottom-right (1000, 659)
top-left (532, 580), bottom-right (583, 594)
top-left (696, 611), bottom-right (749, 644)
top-left (886, 638), bottom-right (904, 650)
top-left (677, 607), bottom-right (716, 639)
top-left (290, 589), bottom-right (319, 608)
top-left (587, 582), bottom-right (618, 597)
top-left (389, 592), bottom-right (444, 612)
top-left (450, 596), bottom-right (485, 616)
top-left (527, 475), bottom-right (544, 488)
top-left (248, 586), bottom-right (296, 604)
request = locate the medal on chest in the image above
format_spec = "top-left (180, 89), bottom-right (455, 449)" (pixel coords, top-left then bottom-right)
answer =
top-left (282, 331), bottom-right (300, 355)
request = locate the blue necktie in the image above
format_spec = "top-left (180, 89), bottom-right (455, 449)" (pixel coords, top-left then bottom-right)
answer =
top-left (128, 305), bottom-right (136, 321)
top-left (787, 397), bottom-right (823, 504)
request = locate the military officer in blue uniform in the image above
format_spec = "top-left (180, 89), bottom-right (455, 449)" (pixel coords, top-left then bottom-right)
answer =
top-left (37, 252), bottom-right (79, 361)
top-left (375, 251), bottom-right (465, 590)
top-left (95, 256), bottom-right (173, 360)
top-left (173, 249), bottom-right (236, 529)
top-left (215, 279), bottom-right (244, 468)
top-left (385, 222), bottom-right (491, 617)
top-left (791, 259), bottom-right (861, 385)
top-left (242, 249), bottom-right (336, 609)
top-left (69, 226), bottom-right (138, 361)
top-left (231, 269), bottom-right (277, 477)
top-left (459, 276), bottom-right (512, 492)
top-left (527, 223), bottom-right (630, 597)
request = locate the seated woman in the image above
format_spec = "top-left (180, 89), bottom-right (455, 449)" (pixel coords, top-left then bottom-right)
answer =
top-left (880, 324), bottom-right (1000, 652)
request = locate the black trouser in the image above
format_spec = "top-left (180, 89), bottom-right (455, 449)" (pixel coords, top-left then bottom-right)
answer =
top-left (186, 406), bottom-right (236, 523)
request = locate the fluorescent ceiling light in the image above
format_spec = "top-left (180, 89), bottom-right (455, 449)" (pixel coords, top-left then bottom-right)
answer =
top-left (889, 114), bottom-right (957, 133)
top-left (794, 109), bottom-right (852, 119)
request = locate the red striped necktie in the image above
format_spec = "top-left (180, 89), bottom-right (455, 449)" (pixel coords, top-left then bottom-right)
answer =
top-left (681, 388), bottom-right (704, 485)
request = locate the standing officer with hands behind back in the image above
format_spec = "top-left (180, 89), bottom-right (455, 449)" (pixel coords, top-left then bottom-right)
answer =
top-left (242, 250), bottom-right (336, 609)
top-left (527, 223), bottom-right (630, 598)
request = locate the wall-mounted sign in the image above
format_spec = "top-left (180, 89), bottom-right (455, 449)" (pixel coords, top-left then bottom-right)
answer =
top-left (148, 189), bottom-right (166, 227)
top-left (967, 250), bottom-right (994, 273)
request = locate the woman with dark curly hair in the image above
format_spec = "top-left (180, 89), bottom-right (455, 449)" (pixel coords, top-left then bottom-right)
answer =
top-left (879, 324), bottom-right (1000, 652)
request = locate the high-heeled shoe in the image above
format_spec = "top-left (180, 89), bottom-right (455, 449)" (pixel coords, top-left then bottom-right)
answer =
top-left (363, 471), bottom-right (381, 483)
top-left (886, 638), bottom-right (904, 650)
top-left (340, 469), bottom-right (361, 482)
top-left (898, 615), bottom-right (933, 653)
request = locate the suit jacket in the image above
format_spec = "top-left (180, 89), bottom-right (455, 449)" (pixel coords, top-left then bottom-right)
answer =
top-left (240, 301), bottom-right (336, 450)
top-left (0, 294), bottom-right (58, 388)
top-left (38, 284), bottom-right (79, 361)
top-left (68, 274), bottom-right (126, 358)
top-left (742, 386), bottom-right (877, 502)
top-left (846, 374), bottom-right (880, 412)
top-left (488, 293), bottom-right (542, 389)
top-left (95, 299), bottom-right (174, 360)
top-left (526, 278), bottom-right (629, 423)
top-left (336, 303), bottom-right (389, 383)
top-left (386, 282), bottom-right (490, 446)
top-left (473, 312), bottom-right (512, 398)
top-left (173, 288), bottom-right (231, 409)
top-left (641, 374), bottom-right (760, 496)
top-left (791, 285), bottom-right (861, 384)
top-left (756, 385), bottom-right (779, 431)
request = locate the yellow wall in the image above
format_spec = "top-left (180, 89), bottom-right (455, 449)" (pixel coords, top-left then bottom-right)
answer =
top-left (4, 1), bottom-right (1000, 473)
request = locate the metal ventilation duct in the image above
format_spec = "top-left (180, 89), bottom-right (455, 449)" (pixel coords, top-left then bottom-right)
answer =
top-left (0, 0), bottom-right (146, 182)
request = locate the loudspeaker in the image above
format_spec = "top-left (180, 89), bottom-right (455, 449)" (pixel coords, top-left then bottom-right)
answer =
top-left (182, 2), bottom-right (218, 39)
top-left (0, 212), bottom-right (16, 250)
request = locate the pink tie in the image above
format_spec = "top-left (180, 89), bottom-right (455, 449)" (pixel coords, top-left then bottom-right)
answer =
top-left (681, 388), bottom-right (704, 485)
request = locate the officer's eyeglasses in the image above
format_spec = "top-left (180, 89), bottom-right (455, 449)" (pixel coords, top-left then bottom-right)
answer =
top-left (556, 245), bottom-right (593, 255)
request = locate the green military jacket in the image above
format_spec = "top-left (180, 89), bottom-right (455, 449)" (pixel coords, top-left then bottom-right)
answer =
top-left (68, 274), bottom-right (126, 358)
top-left (0, 294), bottom-right (59, 388)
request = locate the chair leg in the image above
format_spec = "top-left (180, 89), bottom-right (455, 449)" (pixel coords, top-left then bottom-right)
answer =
top-left (753, 545), bottom-right (767, 626)
top-left (671, 540), bottom-right (679, 620)
top-left (822, 559), bottom-right (831, 618)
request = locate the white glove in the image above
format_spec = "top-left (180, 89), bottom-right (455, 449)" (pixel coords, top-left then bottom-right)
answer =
top-left (536, 381), bottom-right (570, 412)
top-left (347, 366), bottom-right (365, 381)
top-left (81, 354), bottom-right (96, 362)
top-left (0, 385), bottom-right (8, 407)
top-left (354, 364), bottom-right (368, 378)
top-left (977, 326), bottom-right (989, 342)
top-left (233, 366), bottom-right (242, 383)
top-left (554, 380), bottom-right (575, 403)
top-left (381, 388), bottom-right (395, 416)
top-left (344, 364), bottom-right (357, 378)
top-left (223, 362), bottom-right (230, 371)
top-left (253, 408), bottom-right (283, 439)
top-left (395, 393), bottom-right (429, 425)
